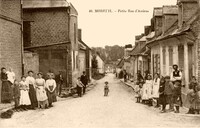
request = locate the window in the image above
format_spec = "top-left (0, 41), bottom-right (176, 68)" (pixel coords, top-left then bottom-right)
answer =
top-left (74, 23), bottom-right (77, 44)
top-left (178, 45), bottom-right (184, 69)
top-left (162, 47), bottom-right (166, 65)
top-left (23, 21), bottom-right (31, 47)
top-left (154, 54), bottom-right (160, 75)
top-left (73, 51), bottom-right (75, 70)
top-left (162, 47), bottom-right (166, 75)
top-left (169, 46), bottom-right (173, 66)
top-left (76, 54), bottom-right (79, 69)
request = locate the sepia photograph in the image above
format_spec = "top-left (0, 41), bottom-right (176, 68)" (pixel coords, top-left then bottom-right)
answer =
top-left (1, 0), bottom-right (200, 127)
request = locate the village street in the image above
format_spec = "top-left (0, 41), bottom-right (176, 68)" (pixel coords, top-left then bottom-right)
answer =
top-left (0, 74), bottom-right (200, 128)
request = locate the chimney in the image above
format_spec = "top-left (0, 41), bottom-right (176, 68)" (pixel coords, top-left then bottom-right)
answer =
top-left (78, 29), bottom-right (82, 40)
top-left (135, 34), bottom-right (144, 46)
top-left (177, 0), bottom-right (198, 27)
top-left (162, 5), bottom-right (178, 34)
top-left (153, 7), bottom-right (163, 37)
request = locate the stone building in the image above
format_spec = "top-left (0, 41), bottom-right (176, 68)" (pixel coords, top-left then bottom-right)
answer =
top-left (22, 0), bottom-right (79, 87)
top-left (0, 0), bottom-right (23, 102)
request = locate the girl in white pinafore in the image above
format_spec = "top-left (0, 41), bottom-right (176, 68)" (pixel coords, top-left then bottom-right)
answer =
top-left (146, 76), bottom-right (153, 99)
top-left (152, 73), bottom-right (160, 107)
top-left (142, 81), bottom-right (148, 102)
top-left (19, 76), bottom-right (31, 107)
top-left (142, 75), bottom-right (153, 105)
top-left (35, 73), bottom-right (48, 109)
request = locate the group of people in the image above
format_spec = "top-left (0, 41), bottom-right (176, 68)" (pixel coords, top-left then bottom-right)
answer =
top-left (134, 64), bottom-right (200, 114)
top-left (1, 67), bottom-right (62, 112)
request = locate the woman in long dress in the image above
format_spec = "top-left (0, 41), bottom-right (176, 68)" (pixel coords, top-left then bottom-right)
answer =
top-left (19, 76), bottom-right (31, 110)
top-left (46, 74), bottom-right (57, 107)
top-left (35, 73), bottom-right (48, 109)
top-left (1, 67), bottom-right (12, 103)
top-left (159, 77), bottom-right (166, 113)
top-left (142, 83), bottom-right (148, 103)
top-left (26, 70), bottom-right (38, 109)
top-left (152, 73), bottom-right (160, 107)
top-left (144, 74), bottom-right (153, 106)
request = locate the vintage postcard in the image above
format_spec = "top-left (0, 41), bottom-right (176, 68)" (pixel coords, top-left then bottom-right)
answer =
top-left (1, 0), bottom-right (200, 128)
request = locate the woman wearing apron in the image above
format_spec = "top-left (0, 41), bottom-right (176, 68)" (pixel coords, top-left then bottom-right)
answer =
top-left (26, 71), bottom-right (38, 109)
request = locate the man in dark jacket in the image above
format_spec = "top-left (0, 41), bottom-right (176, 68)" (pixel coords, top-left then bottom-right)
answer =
top-left (81, 71), bottom-right (88, 95)
top-left (171, 64), bottom-right (183, 113)
top-left (55, 71), bottom-right (64, 96)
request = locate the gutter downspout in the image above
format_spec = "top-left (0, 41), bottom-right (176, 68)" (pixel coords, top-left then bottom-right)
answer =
top-left (21, 0), bottom-right (24, 75)
top-left (67, 6), bottom-right (71, 87)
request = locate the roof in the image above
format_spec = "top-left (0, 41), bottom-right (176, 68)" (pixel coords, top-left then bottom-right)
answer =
top-left (78, 39), bottom-right (91, 50)
top-left (131, 42), bottom-right (146, 56)
top-left (116, 58), bottom-right (124, 68)
top-left (162, 5), bottom-right (178, 15)
top-left (177, 0), bottom-right (198, 3)
top-left (78, 41), bottom-right (87, 51)
top-left (124, 56), bottom-right (131, 62)
top-left (146, 31), bottom-right (155, 39)
top-left (153, 7), bottom-right (163, 17)
top-left (147, 9), bottom-right (199, 47)
top-left (139, 36), bottom-right (147, 42)
top-left (95, 53), bottom-right (105, 63)
top-left (22, 0), bottom-right (70, 9)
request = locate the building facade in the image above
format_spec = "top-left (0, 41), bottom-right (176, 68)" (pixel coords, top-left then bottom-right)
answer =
top-left (96, 54), bottom-right (105, 74)
top-left (22, 0), bottom-right (79, 87)
top-left (0, 0), bottom-right (23, 102)
top-left (78, 29), bottom-right (92, 81)
top-left (147, 0), bottom-right (200, 105)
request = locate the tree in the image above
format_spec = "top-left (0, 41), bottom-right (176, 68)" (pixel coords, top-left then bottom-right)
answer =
top-left (92, 55), bottom-right (98, 76)
top-left (91, 45), bottom-right (124, 64)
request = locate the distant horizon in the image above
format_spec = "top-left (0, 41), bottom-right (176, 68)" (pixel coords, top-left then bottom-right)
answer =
top-left (69, 0), bottom-right (177, 47)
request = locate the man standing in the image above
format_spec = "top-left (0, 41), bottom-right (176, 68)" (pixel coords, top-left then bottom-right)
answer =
top-left (170, 64), bottom-right (182, 113)
top-left (81, 71), bottom-right (88, 95)
top-left (55, 71), bottom-right (64, 96)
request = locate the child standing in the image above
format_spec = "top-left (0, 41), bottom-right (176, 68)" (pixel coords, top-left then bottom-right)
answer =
top-left (19, 76), bottom-right (31, 110)
top-left (13, 80), bottom-right (20, 111)
top-left (159, 77), bottom-right (166, 113)
top-left (135, 82), bottom-right (142, 103)
top-left (194, 86), bottom-right (200, 114)
top-left (164, 76), bottom-right (174, 112)
top-left (76, 77), bottom-right (83, 97)
top-left (146, 75), bottom-right (153, 106)
top-left (173, 81), bottom-right (182, 113)
top-left (185, 76), bottom-right (197, 114)
top-left (152, 73), bottom-right (160, 108)
top-left (104, 81), bottom-right (109, 96)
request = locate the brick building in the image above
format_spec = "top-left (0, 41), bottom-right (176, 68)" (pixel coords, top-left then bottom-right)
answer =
top-left (0, 0), bottom-right (23, 102)
top-left (22, 0), bottom-right (79, 87)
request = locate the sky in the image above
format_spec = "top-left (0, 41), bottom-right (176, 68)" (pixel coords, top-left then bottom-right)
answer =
top-left (68, 0), bottom-right (177, 47)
